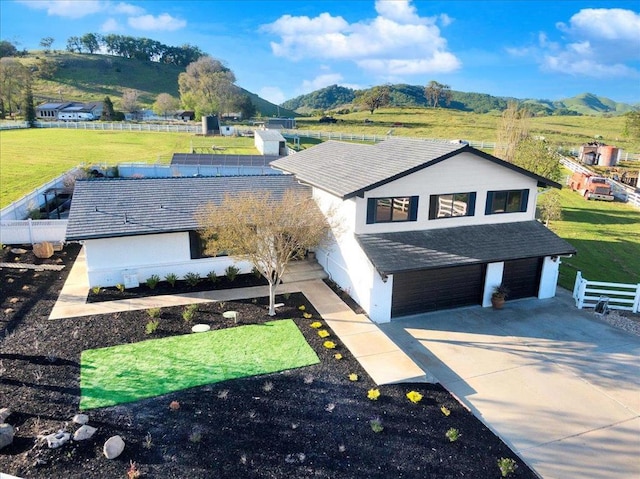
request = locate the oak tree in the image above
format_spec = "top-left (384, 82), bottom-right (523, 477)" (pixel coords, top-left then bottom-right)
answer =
top-left (355, 85), bottom-right (391, 114)
top-left (178, 56), bottom-right (237, 119)
top-left (424, 81), bottom-right (452, 108)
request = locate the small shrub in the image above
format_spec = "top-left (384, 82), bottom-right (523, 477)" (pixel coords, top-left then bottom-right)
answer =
top-left (303, 312), bottom-right (313, 319)
top-left (169, 400), bottom-right (180, 411)
top-left (262, 381), bottom-right (274, 392)
top-left (318, 329), bottom-right (330, 338)
top-left (127, 461), bottom-right (141, 479)
top-left (116, 283), bottom-right (125, 292)
top-left (348, 373), bottom-right (358, 381)
top-left (369, 417), bottom-right (384, 433)
top-left (334, 353), bottom-right (343, 360)
top-left (441, 405), bottom-right (451, 417)
top-left (146, 307), bottom-right (161, 318)
top-left (207, 271), bottom-right (219, 283)
top-left (91, 286), bottom-right (101, 294)
top-left (145, 319), bottom-right (159, 335)
top-left (310, 321), bottom-right (322, 329)
top-left (189, 429), bottom-right (202, 443)
top-left (367, 388), bottom-right (381, 401)
top-left (217, 389), bottom-right (229, 399)
top-left (165, 273), bottom-right (178, 287)
top-left (445, 427), bottom-right (461, 442)
top-left (323, 341), bottom-right (336, 349)
top-left (406, 390), bottom-right (423, 404)
top-left (282, 292), bottom-right (291, 300)
top-left (225, 265), bottom-right (240, 282)
top-left (184, 272), bottom-right (200, 287)
top-left (182, 304), bottom-right (198, 322)
top-left (497, 457), bottom-right (518, 477)
top-left (143, 432), bottom-right (153, 449)
top-left (298, 305), bottom-right (306, 311)
top-left (146, 274), bottom-right (160, 289)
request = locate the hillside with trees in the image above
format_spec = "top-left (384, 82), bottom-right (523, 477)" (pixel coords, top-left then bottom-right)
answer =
top-left (282, 83), bottom-right (637, 117)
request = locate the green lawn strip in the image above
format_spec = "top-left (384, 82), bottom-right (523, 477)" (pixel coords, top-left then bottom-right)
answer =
top-left (550, 186), bottom-right (640, 289)
top-left (80, 319), bottom-right (319, 410)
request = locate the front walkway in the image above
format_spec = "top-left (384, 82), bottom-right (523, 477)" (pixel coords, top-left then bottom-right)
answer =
top-left (381, 293), bottom-right (640, 479)
top-left (49, 247), bottom-right (427, 386)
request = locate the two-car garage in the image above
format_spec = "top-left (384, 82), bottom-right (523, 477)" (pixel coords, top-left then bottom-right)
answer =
top-left (390, 257), bottom-right (543, 318)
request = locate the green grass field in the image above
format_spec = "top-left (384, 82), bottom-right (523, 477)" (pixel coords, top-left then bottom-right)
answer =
top-left (0, 129), bottom-right (257, 207)
top-left (80, 319), bottom-right (319, 410)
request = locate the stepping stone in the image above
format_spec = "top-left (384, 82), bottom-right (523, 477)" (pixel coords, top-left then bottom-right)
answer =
top-left (222, 311), bottom-right (238, 322)
top-left (191, 324), bottom-right (211, 333)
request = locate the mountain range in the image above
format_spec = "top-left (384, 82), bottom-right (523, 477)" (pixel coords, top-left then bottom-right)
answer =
top-left (282, 84), bottom-right (638, 116)
top-left (10, 51), bottom-right (637, 118)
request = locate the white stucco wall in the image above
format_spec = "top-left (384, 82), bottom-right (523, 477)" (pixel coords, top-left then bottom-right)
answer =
top-left (355, 153), bottom-right (539, 235)
top-left (83, 231), bottom-right (253, 287)
top-left (312, 188), bottom-right (394, 322)
top-left (538, 256), bottom-right (561, 299)
top-left (483, 262), bottom-right (505, 307)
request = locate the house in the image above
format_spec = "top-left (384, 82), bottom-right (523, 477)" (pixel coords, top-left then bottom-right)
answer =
top-left (65, 175), bottom-right (307, 288)
top-left (270, 138), bottom-right (576, 322)
top-left (36, 101), bottom-right (102, 121)
top-left (35, 102), bottom-right (73, 120)
top-left (176, 110), bottom-right (195, 121)
top-left (254, 129), bottom-right (287, 156)
top-left (266, 118), bottom-right (296, 129)
top-left (66, 137), bottom-right (575, 323)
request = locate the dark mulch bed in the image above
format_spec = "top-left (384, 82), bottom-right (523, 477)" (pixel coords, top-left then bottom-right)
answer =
top-left (0, 244), bottom-right (535, 479)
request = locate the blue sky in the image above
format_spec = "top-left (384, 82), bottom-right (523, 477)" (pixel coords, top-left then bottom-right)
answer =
top-left (2, 0), bottom-right (639, 104)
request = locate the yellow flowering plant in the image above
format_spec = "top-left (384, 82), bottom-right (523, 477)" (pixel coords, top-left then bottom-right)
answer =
top-left (323, 341), bottom-right (336, 349)
top-left (334, 353), bottom-right (343, 360)
top-left (310, 321), bottom-right (322, 329)
top-left (303, 312), bottom-right (312, 319)
top-left (318, 330), bottom-right (330, 338)
top-left (406, 391), bottom-right (423, 404)
top-left (298, 305), bottom-right (306, 311)
top-left (348, 373), bottom-right (358, 381)
top-left (441, 405), bottom-right (451, 416)
top-left (367, 388), bottom-right (381, 401)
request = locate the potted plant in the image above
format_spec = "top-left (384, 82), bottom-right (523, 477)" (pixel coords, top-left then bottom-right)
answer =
top-left (491, 284), bottom-right (509, 309)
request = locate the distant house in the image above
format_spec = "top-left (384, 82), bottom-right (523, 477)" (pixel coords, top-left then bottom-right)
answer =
top-left (266, 118), bottom-right (296, 129)
top-left (36, 102), bottom-right (72, 120)
top-left (254, 129), bottom-right (286, 156)
top-left (36, 101), bottom-right (102, 121)
top-left (175, 110), bottom-right (195, 121)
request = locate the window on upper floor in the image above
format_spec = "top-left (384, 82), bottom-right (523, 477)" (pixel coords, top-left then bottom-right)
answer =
top-left (366, 196), bottom-right (419, 224)
top-left (429, 192), bottom-right (476, 219)
top-left (485, 189), bottom-right (529, 214)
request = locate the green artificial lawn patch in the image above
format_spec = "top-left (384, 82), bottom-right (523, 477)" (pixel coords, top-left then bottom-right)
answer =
top-left (80, 319), bottom-right (319, 410)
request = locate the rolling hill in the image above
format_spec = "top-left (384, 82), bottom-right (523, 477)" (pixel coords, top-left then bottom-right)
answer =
top-left (12, 51), bottom-right (295, 117)
top-left (281, 84), bottom-right (637, 117)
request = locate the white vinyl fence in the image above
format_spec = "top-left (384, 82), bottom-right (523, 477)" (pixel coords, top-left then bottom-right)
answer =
top-left (34, 121), bottom-right (201, 133)
top-left (573, 271), bottom-right (640, 313)
top-left (0, 219), bottom-right (68, 246)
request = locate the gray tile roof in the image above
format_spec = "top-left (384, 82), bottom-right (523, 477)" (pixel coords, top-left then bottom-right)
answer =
top-left (66, 175), bottom-right (308, 241)
top-left (356, 221), bottom-right (576, 275)
top-left (271, 137), bottom-right (560, 199)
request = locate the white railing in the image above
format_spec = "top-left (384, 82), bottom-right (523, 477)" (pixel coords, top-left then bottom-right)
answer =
top-left (0, 120), bottom-right (30, 130)
top-left (33, 121), bottom-right (201, 133)
top-left (0, 219), bottom-right (68, 245)
top-left (573, 271), bottom-right (640, 313)
top-left (0, 167), bottom-right (82, 220)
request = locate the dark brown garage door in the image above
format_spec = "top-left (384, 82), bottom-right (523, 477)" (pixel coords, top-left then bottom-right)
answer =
top-left (502, 257), bottom-right (542, 300)
top-left (391, 264), bottom-right (485, 317)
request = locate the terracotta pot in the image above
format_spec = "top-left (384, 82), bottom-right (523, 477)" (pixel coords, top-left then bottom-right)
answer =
top-left (491, 295), bottom-right (505, 310)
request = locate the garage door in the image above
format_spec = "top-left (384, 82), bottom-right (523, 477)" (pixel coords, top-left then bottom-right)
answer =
top-left (502, 257), bottom-right (542, 300)
top-left (391, 264), bottom-right (485, 317)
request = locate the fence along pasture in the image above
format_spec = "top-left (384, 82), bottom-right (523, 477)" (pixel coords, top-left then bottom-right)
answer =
top-left (573, 271), bottom-right (640, 313)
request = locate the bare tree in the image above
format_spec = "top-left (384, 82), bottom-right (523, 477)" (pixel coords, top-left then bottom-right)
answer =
top-left (197, 190), bottom-right (338, 315)
top-left (424, 81), bottom-right (452, 108)
top-left (121, 89), bottom-right (140, 117)
top-left (495, 101), bottom-right (531, 163)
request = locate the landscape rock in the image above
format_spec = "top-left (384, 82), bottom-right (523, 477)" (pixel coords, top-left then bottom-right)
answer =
top-left (0, 408), bottom-right (11, 422)
top-left (10, 248), bottom-right (27, 255)
top-left (103, 435), bottom-right (125, 459)
top-left (45, 430), bottom-right (70, 449)
top-left (33, 242), bottom-right (54, 259)
top-left (73, 425), bottom-right (97, 441)
top-left (0, 423), bottom-right (15, 450)
top-left (72, 413), bottom-right (89, 425)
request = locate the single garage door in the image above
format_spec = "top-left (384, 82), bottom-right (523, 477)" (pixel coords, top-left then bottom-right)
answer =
top-left (391, 264), bottom-right (485, 317)
top-left (502, 257), bottom-right (542, 300)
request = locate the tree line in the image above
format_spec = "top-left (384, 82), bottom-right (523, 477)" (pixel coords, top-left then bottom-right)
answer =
top-left (65, 33), bottom-right (203, 67)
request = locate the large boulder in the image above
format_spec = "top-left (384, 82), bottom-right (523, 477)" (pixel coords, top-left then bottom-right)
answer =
top-left (33, 242), bottom-right (54, 259)
top-left (103, 435), bottom-right (125, 459)
top-left (0, 423), bottom-right (15, 450)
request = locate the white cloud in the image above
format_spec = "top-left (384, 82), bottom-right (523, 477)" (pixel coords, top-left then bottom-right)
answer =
top-left (263, 0), bottom-right (460, 76)
top-left (18, 0), bottom-right (104, 19)
top-left (300, 73), bottom-right (345, 94)
top-left (101, 18), bottom-right (121, 32)
top-left (538, 8), bottom-right (639, 78)
top-left (128, 13), bottom-right (186, 31)
top-left (259, 87), bottom-right (286, 105)
top-left (111, 2), bottom-right (145, 16)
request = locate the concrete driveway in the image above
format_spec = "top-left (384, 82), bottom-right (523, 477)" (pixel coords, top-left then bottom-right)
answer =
top-left (380, 289), bottom-right (640, 479)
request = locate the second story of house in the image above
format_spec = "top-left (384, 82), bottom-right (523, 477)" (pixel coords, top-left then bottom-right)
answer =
top-left (271, 137), bottom-right (561, 235)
